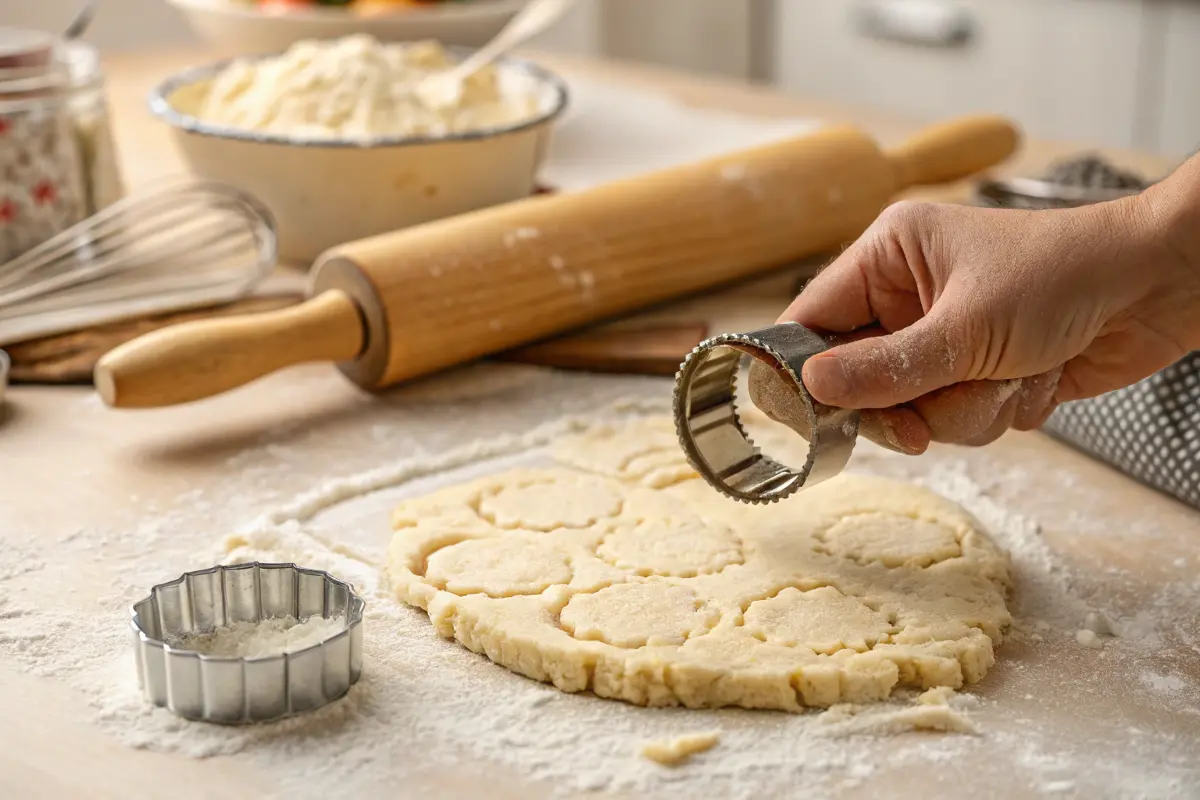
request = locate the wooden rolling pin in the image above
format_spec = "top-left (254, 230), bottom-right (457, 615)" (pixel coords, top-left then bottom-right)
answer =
top-left (95, 115), bottom-right (1019, 408)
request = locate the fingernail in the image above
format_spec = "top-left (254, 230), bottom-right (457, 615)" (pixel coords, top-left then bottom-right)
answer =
top-left (884, 418), bottom-right (928, 455)
top-left (804, 355), bottom-right (851, 405)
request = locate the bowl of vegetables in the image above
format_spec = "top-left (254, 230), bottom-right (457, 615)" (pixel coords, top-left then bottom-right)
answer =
top-left (168, 0), bottom-right (528, 56)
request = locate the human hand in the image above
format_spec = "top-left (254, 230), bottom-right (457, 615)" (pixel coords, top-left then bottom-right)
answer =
top-left (778, 163), bottom-right (1200, 454)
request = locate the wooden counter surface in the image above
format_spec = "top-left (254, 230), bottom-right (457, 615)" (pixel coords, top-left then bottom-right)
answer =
top-left (0, 47), bottom-right (1195, 800)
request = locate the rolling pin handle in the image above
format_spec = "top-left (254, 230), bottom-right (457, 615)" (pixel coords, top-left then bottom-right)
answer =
top-left (93, 289), bottom-right (366, 408)
top-left (887, 114), bottom-right (1020, 190)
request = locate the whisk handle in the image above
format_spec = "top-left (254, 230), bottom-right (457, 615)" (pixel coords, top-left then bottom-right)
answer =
top-left (93, 290), bottom-right (365, 408)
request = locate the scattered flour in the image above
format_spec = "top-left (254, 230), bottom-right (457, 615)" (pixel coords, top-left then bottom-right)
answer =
top-left (1, 367), bottom-right (1198, 798)
top-left (1139, 671), bottom-right (1188, 698)
top-left (719, 163), bottom-right (747, 182)
top-left (503, 227), bottom-right (541, 247)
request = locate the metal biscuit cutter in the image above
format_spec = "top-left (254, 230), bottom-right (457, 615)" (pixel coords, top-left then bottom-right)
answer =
top-left (673, 322), bottom-right (860, 504)
top-left (130, 562), bottom-right (365, 724)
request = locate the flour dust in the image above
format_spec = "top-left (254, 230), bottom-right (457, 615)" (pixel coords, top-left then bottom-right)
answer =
top-left (0, 365), bottom-right (1197, 798)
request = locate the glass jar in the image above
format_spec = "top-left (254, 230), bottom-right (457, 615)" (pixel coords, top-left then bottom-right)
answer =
top-left (0, 27), bottom-right (124, 265)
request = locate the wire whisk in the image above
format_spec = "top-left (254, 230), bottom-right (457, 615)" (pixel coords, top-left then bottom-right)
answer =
top-left (0, 179), bottom-right (277, 345)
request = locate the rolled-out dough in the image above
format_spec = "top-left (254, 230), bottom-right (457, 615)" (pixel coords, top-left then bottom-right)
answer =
top-left (387, 417), bottom-right (1012, 711)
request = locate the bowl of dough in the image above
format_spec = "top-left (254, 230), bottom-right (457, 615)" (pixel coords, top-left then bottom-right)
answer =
top-left (168, 0), bottom-right (529, 57)
top-left (150, 35), bottom-right (567, 262)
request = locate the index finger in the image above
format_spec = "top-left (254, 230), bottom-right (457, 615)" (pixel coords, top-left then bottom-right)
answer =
top-left (777, 238), bottom-right (876, 333)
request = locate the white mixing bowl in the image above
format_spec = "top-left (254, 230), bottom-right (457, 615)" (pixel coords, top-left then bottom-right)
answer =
top-left (149, 52), bottom-right (568, 264)
top-left (168, 0), bottom-right (529, 56)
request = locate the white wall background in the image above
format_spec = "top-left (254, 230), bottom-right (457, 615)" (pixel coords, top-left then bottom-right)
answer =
top-left (4, 0), bottom-right (196, 50)
top-left (4, 0), bottom-right (1194, 154)
top-left (0, 0), bottom-right (602, 54)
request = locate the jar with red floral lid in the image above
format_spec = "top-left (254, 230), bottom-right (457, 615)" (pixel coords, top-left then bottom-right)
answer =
top-left (0, 26), bottom-right (124, 265)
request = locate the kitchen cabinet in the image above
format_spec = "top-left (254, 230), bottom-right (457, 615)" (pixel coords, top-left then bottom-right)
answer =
top-left (5, 0), bottom-right (196, 50)
top-left (1156, 0), bottom-right (1200, 157)
top-left (599, 0), bottom-right (761, 79)
top-left (770, 0), bottom-right (1149, 149)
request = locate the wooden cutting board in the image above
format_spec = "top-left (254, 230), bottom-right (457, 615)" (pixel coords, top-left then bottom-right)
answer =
top-left (5, 302), bottom-right (711, 384)
top-left (5, 252), bottom-right (825, 385)
top-left (4, 296), bottom-right (305, 384)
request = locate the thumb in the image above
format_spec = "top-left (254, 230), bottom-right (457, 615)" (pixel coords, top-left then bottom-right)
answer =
top-left (802, 313), bottom-right (965, 409)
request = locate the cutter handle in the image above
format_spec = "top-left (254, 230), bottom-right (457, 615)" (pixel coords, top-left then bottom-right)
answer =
top-left (887, 115), bottom-right (1020, 190)
top-left (94, 290), bottom-right (364, 408)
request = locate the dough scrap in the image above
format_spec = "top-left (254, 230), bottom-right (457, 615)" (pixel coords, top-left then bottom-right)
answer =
top-left (387, 417), bottom-right (1013, 711)
top-left (641, 732), bottom-right (721, 766)
top-left (917, 686), bottom-right (957, 706)
top-left (819, 700), bottom-right (978, 736)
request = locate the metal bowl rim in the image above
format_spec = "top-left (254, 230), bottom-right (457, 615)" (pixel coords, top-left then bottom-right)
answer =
top-left (147, 45), bottom-right (570, 150)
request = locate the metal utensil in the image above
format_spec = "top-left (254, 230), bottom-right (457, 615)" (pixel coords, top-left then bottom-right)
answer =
top-left (130, 562), bottom-right (365, 724)
top-left (674, 323), bottom-right (860, 504)
top-left (418, 0), bottom-right (576, 109)
top-left (0, 179), bottom-right (277, 347)
top-left (64, 0), bottom-right (98, 40)
top-left (974, 176), bottom-right (1140, 211)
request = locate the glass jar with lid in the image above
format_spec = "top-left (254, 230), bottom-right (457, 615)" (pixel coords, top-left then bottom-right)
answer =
top-left (0, 26), bottom-right (124, 265)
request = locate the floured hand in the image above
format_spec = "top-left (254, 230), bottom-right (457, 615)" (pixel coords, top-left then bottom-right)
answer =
top-left (777, 153), bottom-right (1200, 450)
top-left (747, 359), bottom-right (929, 454)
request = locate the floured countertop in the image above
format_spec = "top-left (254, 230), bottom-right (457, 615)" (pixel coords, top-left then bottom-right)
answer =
top-left (0, 49), bottom-right (1197, 799)
top-left (2, 362), bottom-right (1198, 799)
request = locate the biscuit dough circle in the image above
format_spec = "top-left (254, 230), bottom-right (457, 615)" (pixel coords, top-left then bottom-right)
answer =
top-left (561, 583), bottom-right (719, 648)
top-left (425, 537), bottom-right (572, 597)
top-left (597, 520), bottom-right (743, 577)
top-left (821, 513), bottom-right (962, 567)
top-left (388, 420), bottom-right (1013, 711)
top-left (479, 473), bottom-right (622, 531)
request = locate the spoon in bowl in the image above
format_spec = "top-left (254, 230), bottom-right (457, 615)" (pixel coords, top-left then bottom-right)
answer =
top-left (418, 0), bottom-right (577, 110)
top-left (64, 0), bottom-right (98, 40)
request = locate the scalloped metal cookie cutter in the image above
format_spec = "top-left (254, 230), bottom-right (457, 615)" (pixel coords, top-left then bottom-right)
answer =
top-left (130, 562), bottom-right (365, 724)
top-left (673, 323), bottom-right (859, 504)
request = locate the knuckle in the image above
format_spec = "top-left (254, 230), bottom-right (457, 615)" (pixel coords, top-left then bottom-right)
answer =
top-left (937, 301), bottom-right (991, 381)
top-left (877, 199), bottom-right (934, 231)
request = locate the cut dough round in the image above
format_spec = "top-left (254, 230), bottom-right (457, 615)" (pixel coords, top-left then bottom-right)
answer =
top-left (598, 521), bottom-right (742, 577)
top-left (742, 586), bottom-right (894, 654)
top-left (387, 417), bottom-right (1013, 711)
top-left (820, 512), bottom-right (962, 567)
top-left (561, 583), bottom-right (718, 648)
top-left (553, 417), bottom-right (697, 488)
top-left (479, 472), bottom-right (622, 531)
top-left (425, 536), bottom-right (572, 597)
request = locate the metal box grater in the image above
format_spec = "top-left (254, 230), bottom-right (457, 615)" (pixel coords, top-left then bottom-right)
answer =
top-left (1042, 352), bottom-right (1200, 509)
top-left (973, 155), bottom-right (1200, 508)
